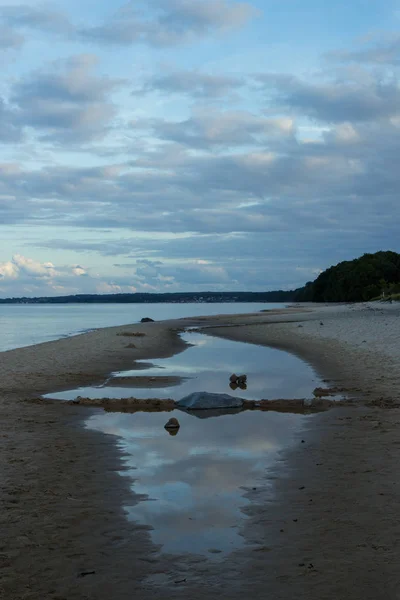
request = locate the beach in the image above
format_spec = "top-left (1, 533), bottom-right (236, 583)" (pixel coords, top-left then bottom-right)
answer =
top-left (1, 303), bottom-right (400, 599)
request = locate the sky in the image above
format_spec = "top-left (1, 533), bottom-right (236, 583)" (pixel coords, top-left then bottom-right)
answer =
top-left (0, 0), bottom-right (400, 297)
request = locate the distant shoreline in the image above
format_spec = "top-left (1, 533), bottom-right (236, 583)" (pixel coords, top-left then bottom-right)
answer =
top-left (0, 290), bottom-right (294, 304)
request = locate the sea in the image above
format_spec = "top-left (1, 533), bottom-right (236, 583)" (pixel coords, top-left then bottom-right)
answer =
top-left (0, 302), bottom-right (286, 352)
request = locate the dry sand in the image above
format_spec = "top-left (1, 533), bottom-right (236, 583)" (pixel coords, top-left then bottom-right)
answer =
top-left (1, 304), bottom-right (400, 599)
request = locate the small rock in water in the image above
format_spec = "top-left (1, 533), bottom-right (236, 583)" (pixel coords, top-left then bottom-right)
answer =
top-left (141, 317), bottom-right (154, 323)
top-left (164, 417), bottom-right (180, 430)
top-left (229, 373), bottom-right (238, 383)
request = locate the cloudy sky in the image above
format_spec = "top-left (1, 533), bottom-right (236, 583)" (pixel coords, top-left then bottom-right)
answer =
top-left (0, 0), bottom-right (399, 297)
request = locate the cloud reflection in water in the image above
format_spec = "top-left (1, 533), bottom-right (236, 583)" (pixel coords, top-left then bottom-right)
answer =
top-left (87, 408), bottom-right (308, 557)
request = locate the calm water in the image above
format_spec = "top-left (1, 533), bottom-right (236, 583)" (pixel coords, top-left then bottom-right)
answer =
top-left (0, 302), bottom-right (284, 352)
top-left (49, 332), bottom-right (318, 402)
top-left (48, 331), bottom-right (321, 558)
top-left (88, 408), bottom-right (306, 557)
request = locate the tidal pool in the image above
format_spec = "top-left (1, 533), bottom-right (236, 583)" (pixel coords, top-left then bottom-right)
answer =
top-left (48, 332), bottom-right (325, 558)
top-left (48, 332), bottom-right (320, 401)
top-left (86, 408), bottom-right (307, 557)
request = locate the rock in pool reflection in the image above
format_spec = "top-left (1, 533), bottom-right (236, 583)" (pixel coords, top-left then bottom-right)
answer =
top-left (86, 408), bottom-right (308, 558)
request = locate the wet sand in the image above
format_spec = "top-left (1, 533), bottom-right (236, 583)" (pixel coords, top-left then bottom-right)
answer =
top-left (1, 304), bottom-right (400, 599)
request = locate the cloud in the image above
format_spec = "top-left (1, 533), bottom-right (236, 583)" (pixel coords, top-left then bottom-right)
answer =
top-left (12, 254), bottom-right (57, 278)
top-left (132, 109), bottom-right (295, 149)
top-left (81, 0), bottom-right (257, 46)
top-left (0, 24), bottom-right (24, 48)
top-left (257, 71), bottom-right (400, 123)
top-left (0, 98), bottom-right (22, 142)
top-left (0, 254), bottom-right (139, 296)
top-left (9, 54), bottom-right (124, 143)
top-left (135, 69), bottom-right (244, 99)
top-left (0, 3), bottom-right (72, 32)
top-left (331, 35), bottom-right (400, 65)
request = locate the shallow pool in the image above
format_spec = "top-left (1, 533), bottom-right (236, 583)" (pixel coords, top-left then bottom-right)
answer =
top-left (47, 332), bottom-right (324, 558)
top-left (48, 332), bottom-right (320, 402)
top-left (87, 407), bottom-right (307, 557)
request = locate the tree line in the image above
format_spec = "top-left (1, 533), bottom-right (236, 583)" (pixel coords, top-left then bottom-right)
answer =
top-left (293, 251), bottom-right (400, 302)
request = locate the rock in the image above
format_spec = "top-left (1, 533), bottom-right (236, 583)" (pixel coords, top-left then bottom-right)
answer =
top-left (176, 392), bottom-right (244, 410)
top-left (164, 417), bottom-right (180, 430)
top-left (237, 374), bottom-right (247, 384)
top-left (229, 373), bottom-right (238, 383)
top-left (229, 382), bottom-right (238, 391)
top-left (141, 317), bottom-right (154, 323)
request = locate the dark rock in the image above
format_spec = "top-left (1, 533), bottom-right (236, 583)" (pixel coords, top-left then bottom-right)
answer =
top-left (141, 317), bottom-right (154, 323)
top-left (164, 417), bottom-right (180, 430)
top-left (176, 391), bottom-right (244, 410)
top-left (229, 373), bottom-right (238, 383)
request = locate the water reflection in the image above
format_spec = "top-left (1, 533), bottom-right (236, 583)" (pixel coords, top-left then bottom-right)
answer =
top-left (87, 409), bottom-right (307, 557)
top-left (49, 332), bottom-right (318, 402)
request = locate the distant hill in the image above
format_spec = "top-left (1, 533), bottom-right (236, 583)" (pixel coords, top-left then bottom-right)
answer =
top-left (0, 290), bottom-right (295, 304)
top-left (294, 251), bottom-right (400, 302)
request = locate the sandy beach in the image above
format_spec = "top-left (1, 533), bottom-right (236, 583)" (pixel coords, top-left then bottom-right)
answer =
top-left (2, 303), bottom-right (400, 599)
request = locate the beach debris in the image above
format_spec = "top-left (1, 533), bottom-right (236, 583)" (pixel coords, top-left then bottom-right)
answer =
top-left (164, 417), bottom-right (180, 431)
top-left (141, 317), bottom-right (154, 323)
top-left (229, 374), bottom-right (247, 389)
top-left (71, 396), bottom-right (175, 412)
top-left (117, 332), bottom-right (146, 337)
top-left (78, 571), bottom-right (96, 578)
top-left (257, 398), bottom-right (334, 412)
top-left (313, 386), bottom-right (344, 397)
top-left (176, 391), bottom-right (244, 410)
top-left (174, 579), bottom-right (187, 584)
top-left (320, 322), bottom-right (324, 326)
top-left (229, 373), bottom-right (247, 384)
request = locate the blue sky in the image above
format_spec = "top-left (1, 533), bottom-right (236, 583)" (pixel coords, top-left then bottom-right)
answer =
top-left (0, 0), bottom-right (399, 296)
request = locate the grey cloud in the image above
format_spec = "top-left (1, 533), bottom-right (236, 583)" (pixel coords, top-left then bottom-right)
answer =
top-left (81, 0), bottom-right (256, 46)
top-left (135, 69), bottom-right (243, 99)
top-left (331, 36), bottom-right (400, 65)
top-left (0, 24), bottom-right (24, 48)
top-left (0, 4), bottom-right (72, 33)
top-left (10, 54), bottom-right (124, 143)
top-left (258, 72), bottom-right (400, 122)
top-left (0, 98), bottom-right (22, 142)
top-left (132, 110), bottom-right (294, 149)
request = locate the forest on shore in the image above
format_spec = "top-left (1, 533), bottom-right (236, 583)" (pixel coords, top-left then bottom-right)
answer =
top-left (293, 251), bottom-right (400, 302)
